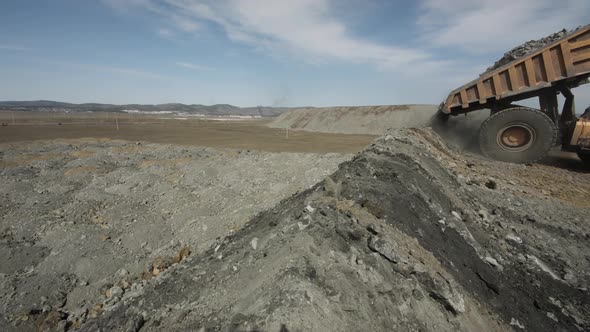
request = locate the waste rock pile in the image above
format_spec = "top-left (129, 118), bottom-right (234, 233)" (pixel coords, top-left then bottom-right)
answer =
top-left (0, 138), bottom-right (348, 332)
top-left (77, 129), bottom-right (590, 331)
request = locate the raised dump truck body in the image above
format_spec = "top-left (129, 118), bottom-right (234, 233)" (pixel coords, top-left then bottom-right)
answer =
top-left (441, 25), bottom-right (590, 115)
top-left (439, 24), bottom-right (590, 164)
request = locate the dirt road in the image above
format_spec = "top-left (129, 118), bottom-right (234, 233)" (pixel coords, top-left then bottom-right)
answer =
top-left (0, 112), bottom-right (375, 153)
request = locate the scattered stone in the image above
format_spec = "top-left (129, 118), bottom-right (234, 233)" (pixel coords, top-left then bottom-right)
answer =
top-left (417, 272), bottom-right (466, 315)
top-left (117, 268), bottom-right (129, 277)
top-left (368, 236), bottom-right (405, 264)
top-left (451, 211), bottom-right (462, 220)
top-left (527, 255), bottom-right (561, 281)
top-left (304, 204), bottom-right (315, 213)
top-left (151, 256), bottom-right (175, 276)
top-left (88, 304), bottom-right (103, 318)
top-left (124, 314), bottom-right (145, 332)
top-left (174, 246), bottom-right (191, 263)
top-left (251, 237), bottom-right (258, 250)
top-left (477, 209), bottom-right (490, 222)
top-left (366, 224), bottom-right (379, 235)
top-left (49, 291), bottom-right (67, 308)
top-left (38, 310), bottom-right (68, 332)
top-left (485, 179), bottom-right (497, 190)
top-left (106, 286), bottom-right (124, 299)
top-left (510, 318), bottom-right (525, 329)
top-left (563, 269), bottom-right (575, 281)
top-left (485, 256), bottom-right (501, 269)
top-left (505, 234), bottom-right (523, 244)
top-left (297, 220), bottom-right (310, 231)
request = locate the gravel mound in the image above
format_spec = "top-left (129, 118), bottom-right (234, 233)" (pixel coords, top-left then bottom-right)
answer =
top-left (77, 129), bottom-right (590, 331)
top-left (268, 105), bottom-right (438, 135)
top-left (0, 138), bottom-right (349, 331)
top-left (484, 27), bottom-right (581, 73)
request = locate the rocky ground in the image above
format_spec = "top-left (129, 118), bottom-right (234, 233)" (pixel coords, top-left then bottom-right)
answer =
top-left (62, 129), bottom-right (589, 331)
top-left (0, 138), bottom-right (349, 331)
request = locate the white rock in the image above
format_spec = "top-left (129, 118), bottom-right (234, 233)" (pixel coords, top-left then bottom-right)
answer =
top-left (251, 237), bottom-right (258, 250)
top-left (505, 234), bottom-right (523, 244)
top-left (510, 318), bottom-right (525, 329)
top-left (485, 256), bottom-right (501, 268)
top-left (106, 286), bottom-right (124, 299)
top-left (305, 205), bottom-right (315, 213)
top-left (297, 221), bottom-right (309, 231)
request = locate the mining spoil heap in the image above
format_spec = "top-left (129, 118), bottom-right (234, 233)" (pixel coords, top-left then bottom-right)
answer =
top-left (72, 129), bottom-right (589, 331)
top-left (268, 105), bottom-right (438, 135)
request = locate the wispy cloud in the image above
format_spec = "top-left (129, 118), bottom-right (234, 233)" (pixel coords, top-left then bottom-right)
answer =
top-left (0, 44), bottom-right (32, 51)
top-left (417, 0), bottom-right (590, 53)
top-left (44, 59), bottom-right (167, 79)
top-left (101, 0), bottom-right (589, 105)
top-left (176, 62), bottom-right (214, 71)
top-left (103, 0), bottom-right (437, 72)
top-left (157, 28), bottom-right (174, 37)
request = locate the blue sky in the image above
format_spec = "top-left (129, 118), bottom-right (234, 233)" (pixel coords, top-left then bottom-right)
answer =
top-left (1, 0), bottom-right (589, 107)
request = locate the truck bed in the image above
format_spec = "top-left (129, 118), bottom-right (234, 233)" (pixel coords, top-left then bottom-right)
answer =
top-left (441, 25), bottom-right (590, 114)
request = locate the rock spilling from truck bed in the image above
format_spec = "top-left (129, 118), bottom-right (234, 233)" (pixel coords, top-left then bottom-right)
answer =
top-left (268, 105), bottom-right (438, 135)
top-left (485, 27), bottom-right (581, 73)
top-left (77, 128), bottom-right (590, 331)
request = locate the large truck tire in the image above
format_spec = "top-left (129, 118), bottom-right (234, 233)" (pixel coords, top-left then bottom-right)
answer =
top-left (479, 107), bottom-right (558, 163)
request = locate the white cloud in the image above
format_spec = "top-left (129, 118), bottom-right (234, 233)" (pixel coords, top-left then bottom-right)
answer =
top-left (106, 0), bottom-right (438, 72)
top-left (157, 28), bottom-right (173, 37)
top-left (418, 0), bottom-right (590, 53)
top-left (176, 62), bottom-right (214, 71)
top-left (102, 0), bottom-right (590, 106)
top-left (45, 60), bottom-right (167, 79)
top-left (0, 44), bottom-right (32, 51)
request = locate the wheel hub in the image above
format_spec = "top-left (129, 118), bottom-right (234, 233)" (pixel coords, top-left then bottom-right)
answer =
top-left (496, 123), bottom-right (535, 152)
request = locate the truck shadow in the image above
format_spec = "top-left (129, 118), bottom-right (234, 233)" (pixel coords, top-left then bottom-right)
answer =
top-left (539, 150), bottom-right (590, 173)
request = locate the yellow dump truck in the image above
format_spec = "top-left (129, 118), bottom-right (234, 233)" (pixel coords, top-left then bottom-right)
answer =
top-left (439, 24), bottom-right (590, 164)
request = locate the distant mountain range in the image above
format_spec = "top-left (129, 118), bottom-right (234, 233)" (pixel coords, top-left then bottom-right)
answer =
top-left (0, 100), bottom-right (297, 117)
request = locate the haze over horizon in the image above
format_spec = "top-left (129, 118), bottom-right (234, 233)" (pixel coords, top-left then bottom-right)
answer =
top-left (1, 0), bottom-right (589, 108)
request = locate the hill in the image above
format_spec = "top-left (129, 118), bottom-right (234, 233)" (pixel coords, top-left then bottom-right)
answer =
top-left (0, 100), bottom-right (292, 117)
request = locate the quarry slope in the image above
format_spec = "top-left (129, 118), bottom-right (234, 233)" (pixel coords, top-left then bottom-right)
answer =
top-left (77, 129), bottom-right (590, 332)
top-left (268, 105), bottom-right (438, 135)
